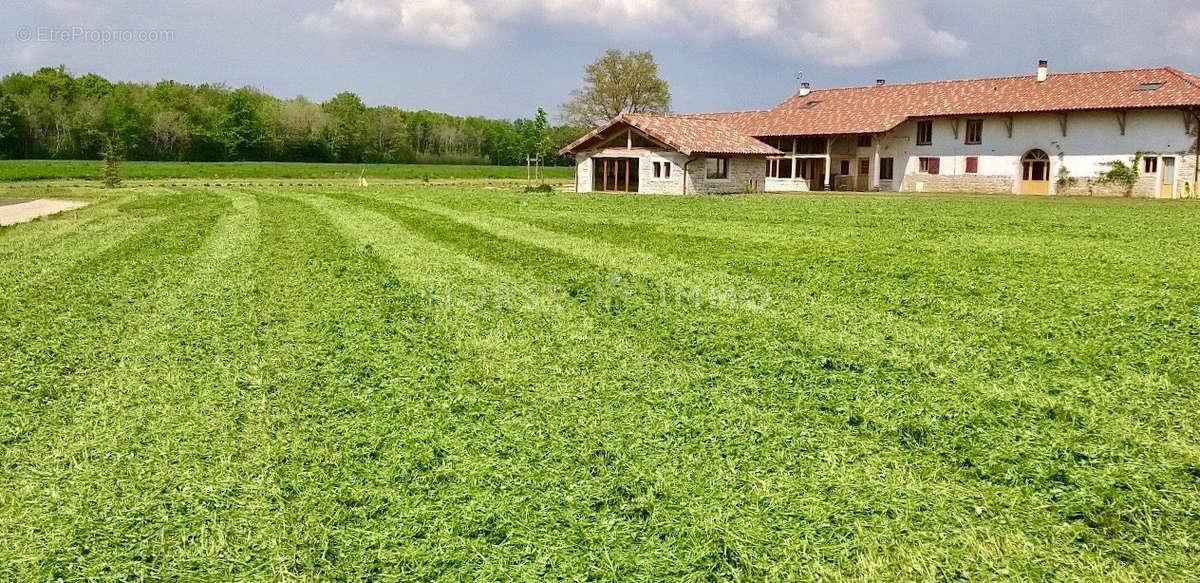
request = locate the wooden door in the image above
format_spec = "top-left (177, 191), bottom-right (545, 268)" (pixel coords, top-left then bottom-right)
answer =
top-left (1160, 156), bottom-right (1176, 198)
top-left (1020, 150), bottom-right (1050, 195)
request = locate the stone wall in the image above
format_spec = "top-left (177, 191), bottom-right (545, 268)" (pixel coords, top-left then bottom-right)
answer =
top-left (1179, 154), bottom-right (1199, 199)
top-left (638, 152), bottom-right (692, 195)
top-left (901, 173), bottom-right (1012, 193)
top-left (573, 150), bottom-right (766, 194)
top-left (575, 149), bottom-right (687, 194)
top-left (1057, 178), bottom-right (1136, 197)
top-left (683, 155), bottom-right (767, 194)
top-left (1058, 169), bottom-right (1170, 198)
top-left (765, 177), bottom-right (811, 192)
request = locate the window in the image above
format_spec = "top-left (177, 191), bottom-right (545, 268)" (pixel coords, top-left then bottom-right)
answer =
top-left (653, 162), bottom-right (662, 178)
top-left (857, 134), bottom-right (873, 148)
top-left (919, 157), bottom-right (940, 174)
top-left (965, 119), bottom-right (983, 145)
top-left (879, 157), bottom-right (894, 180)
top-left (1135, 82), bottom-right (1164, 91)
top-left (840, 160), bottom-right (851, 175)
top-left (916, 120), bottom-right (933, 145)
top-left (859, 158), bottom-right (870, 175)
top-left (1143, 156), bottom-right (1159, 173)
top-left (965, 156), bottom-right (978, 174)
top-left (706, 157), bottom-right (729, 179)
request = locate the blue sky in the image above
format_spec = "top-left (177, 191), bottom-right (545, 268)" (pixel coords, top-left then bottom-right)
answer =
top-left (3, 0), bottom-right (1200, 120)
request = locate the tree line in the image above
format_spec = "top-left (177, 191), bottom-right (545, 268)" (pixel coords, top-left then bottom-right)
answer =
top-left (0, 66), bottom-right (585, 166)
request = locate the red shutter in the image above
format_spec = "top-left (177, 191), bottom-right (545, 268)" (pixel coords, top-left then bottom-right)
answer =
top-left (965, 157), bottom-right (978, 174)
top-left (928, 157), bottom-right (940, 175)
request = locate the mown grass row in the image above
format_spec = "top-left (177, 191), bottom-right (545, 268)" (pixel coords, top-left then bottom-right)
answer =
top-left (1, 185), bottom-right (1197, 580)
top-left (0, 160), bottom-right (573, 182)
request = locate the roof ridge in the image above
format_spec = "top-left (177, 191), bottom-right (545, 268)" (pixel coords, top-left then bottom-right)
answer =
top-left (690, 109), bottom-right (773, 115)
top-left (628, 112), bottom-right (754, 120)
top-left (1164, 67), bottom-right (1200, 91)
top-left (785, 66), bottom-right (1182, 98)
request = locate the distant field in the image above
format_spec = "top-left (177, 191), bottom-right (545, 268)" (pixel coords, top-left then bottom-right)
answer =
top-left (0, 160), bottom-right (574, 182)
top-left (1, 186), bottom-right (1198, 580)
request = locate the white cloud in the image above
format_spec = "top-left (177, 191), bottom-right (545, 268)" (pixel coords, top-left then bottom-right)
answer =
top-left (303, 0), bottom-right (967, 66)
top-left (304, 0), bottom-right (484, 49)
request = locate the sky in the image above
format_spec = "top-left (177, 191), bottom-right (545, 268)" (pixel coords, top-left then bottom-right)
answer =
top-left (2, 0), bottom-right (1200, 120)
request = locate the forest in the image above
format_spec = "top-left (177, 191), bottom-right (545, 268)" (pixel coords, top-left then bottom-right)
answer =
top-left (0, 66), bottom-right (585, 166)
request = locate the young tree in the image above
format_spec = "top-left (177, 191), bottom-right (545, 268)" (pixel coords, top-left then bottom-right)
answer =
top-left (561, 49), bottom-right (670, 127)
top-left (519, 108), bottom-right (554, 181)
top-left (101, 138), bottom-right (123, 188)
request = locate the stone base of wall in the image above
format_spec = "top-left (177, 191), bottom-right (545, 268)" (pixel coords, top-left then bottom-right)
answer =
top-left (1058, 176), bottom-right (1157, 197)
top-left (765, 178), bottom-right (811, 192)
top-left (686, 156), bottom-right (767, 194)
top-left (1179, 155), bottom-right (1198, 199)
top-left (901, 174), bottom-right (1012, 193)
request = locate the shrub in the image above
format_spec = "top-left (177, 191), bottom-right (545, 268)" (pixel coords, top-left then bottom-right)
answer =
top-left (1056, 167), bottom-right (1078, 191)
top-left (101, 140), bottom-right (123, 188)
top-left (1096, 154), bottom-right (1142, 196)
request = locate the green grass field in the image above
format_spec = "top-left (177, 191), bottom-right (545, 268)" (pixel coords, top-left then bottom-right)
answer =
top-left (0, 160), bottom-right (573, 182)
top-left (1, 186), bottom-right (1198, 580)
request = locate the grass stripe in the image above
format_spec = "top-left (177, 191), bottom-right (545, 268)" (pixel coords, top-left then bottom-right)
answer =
top-left (306, 188), bottom-right (1191, 579)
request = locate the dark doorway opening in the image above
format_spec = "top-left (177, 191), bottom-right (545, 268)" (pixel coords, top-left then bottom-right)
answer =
top-left (593, 158), bottom-right (640, 192)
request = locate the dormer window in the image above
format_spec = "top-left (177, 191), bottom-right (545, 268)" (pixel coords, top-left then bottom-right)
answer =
top-left (1135, 82), bottom-right (1165, 91)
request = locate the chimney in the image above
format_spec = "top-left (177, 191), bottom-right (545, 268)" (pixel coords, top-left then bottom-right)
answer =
top-left (798, 82), bottom-right (812, 97)
top-left (1036, 59), bottom-right (1048, 83)
top-left (876, 79), bottom-right (886, 87)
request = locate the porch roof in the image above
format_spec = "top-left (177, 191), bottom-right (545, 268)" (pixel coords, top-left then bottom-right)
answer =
top-left (558, 113), bottom-right (783, 157)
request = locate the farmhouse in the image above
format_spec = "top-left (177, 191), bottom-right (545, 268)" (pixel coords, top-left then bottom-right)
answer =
top-left (561, 62), bottom-right (1200, 197)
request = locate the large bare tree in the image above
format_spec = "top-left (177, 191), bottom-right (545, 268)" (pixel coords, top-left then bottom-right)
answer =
top-left (561, 50), bottom-right (671, 127)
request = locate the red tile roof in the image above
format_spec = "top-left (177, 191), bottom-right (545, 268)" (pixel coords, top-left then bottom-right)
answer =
top-left (558, 112), bottom-right (782, 156)
top-left (736, 67), bottom-right (1200, 136)
top-left (563, 67), bottom-right (1200, 154)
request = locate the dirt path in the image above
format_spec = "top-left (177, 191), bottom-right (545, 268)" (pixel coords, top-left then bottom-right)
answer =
top-left (0, 199), bottom-right (89, 226)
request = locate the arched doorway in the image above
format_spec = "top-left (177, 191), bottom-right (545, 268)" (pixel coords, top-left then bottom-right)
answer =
top-left (1020, 149), bottom-right (1051, 195)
